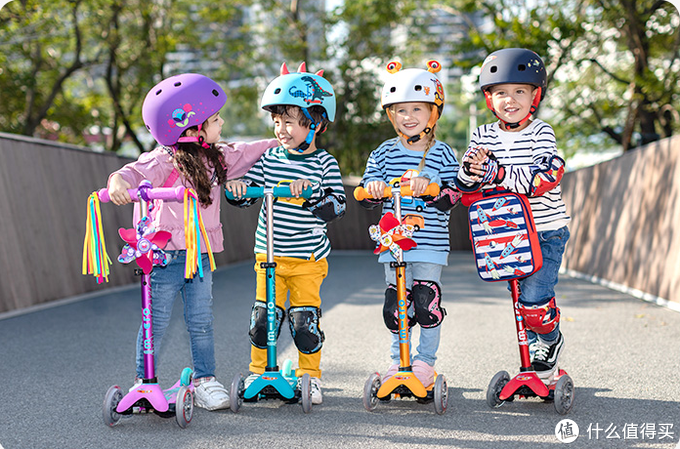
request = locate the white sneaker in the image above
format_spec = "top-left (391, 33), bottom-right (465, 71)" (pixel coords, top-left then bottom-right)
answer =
top-left (128, 377), bottom-right (143, 393)
top-left (243, 373), bottom-right (260, 389)
top-left (310, 377), bottom-right (322, 405)
top-left (193, 376), bottom-right (230, 410)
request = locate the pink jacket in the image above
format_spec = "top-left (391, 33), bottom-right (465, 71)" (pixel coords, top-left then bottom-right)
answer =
top-left (109, 139), bottom-right (277, 253)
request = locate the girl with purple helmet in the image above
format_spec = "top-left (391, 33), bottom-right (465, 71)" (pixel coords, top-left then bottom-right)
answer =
top-left (107, 73), bottom-right (277, 410)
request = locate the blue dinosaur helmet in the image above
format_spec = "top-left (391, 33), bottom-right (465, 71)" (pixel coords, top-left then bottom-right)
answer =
top-left (261, 62), bottom-right (336, 122)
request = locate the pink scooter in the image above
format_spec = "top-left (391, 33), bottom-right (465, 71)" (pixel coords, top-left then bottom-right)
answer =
top-left (94, 181), bottom-right (195, 428)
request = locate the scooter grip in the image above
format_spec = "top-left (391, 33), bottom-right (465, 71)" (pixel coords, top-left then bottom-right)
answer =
top-left (353, 183), bottom-right (440, 200)
top-left (97, 186), bottom-right (186, 203)
top-left (225, 185), bottom-right (312, 200)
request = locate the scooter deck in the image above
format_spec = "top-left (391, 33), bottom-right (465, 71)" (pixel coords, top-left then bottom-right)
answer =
top-left (377, 370), bottom-right (431, 399)
top-left (500, 369), bottom-right (568, 401)
top-left (244, 371), bottom-right (297, 401)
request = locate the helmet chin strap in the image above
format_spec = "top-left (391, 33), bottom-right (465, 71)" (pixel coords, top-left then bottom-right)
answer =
top-left (485, 87), bottom-right (542, 130)
top-left (177, 124), bottom-right (211, 149)
top-left (291, 109), bottom-right (325, 153)
top-left (386, 107), bottom-right (439, 145)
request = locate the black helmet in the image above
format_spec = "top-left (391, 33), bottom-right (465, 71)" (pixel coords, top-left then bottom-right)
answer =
top-left (479, 48), bottom-right (547, 100)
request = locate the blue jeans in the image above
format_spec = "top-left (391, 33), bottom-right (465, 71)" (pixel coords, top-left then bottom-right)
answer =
top-left (516, 226), bottom-right (570, 343)
top-left (135, 251), bottom-right (215, 380)
top-left (384, 262), bottom-right (443, 367)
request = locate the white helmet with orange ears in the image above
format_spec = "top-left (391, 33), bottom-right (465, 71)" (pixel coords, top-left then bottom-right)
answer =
top-left (380, 60), bottom-right (445, 144)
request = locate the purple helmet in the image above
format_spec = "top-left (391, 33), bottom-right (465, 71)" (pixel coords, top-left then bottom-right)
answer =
top-left (142, 73), bottom-right (227, 146)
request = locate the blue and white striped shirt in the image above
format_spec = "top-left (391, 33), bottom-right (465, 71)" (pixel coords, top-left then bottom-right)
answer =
top-left (361, 138), bottom-right (460, 265)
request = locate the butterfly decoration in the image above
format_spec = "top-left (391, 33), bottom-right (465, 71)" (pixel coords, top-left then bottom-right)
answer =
top-left (369, 212), bottom-right (417, 259)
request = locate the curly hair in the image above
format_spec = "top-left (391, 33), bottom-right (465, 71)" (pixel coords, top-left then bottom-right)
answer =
top-left (173, 136), bottom-right (227, 206)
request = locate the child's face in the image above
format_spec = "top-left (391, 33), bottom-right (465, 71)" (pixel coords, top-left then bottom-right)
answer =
top-left (392, 102), bottom-right (432, 138)
top-left (201, 111), bottom-right (224, 144)
top-left (272, 110), bottom-right (311, 151)
top-left (487, 84), bottom-right (538, 125)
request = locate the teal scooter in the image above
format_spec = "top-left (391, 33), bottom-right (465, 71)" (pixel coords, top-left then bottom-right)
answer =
top-left (225, 185), bottom-right (313, 413)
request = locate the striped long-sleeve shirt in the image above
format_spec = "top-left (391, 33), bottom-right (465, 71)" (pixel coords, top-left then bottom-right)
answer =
top-left (243, 146), bottom-right (345, 260)
top-left (361, 138), bottom-right (460, 265)
top-left (464, 119), bottom-right (570, 231)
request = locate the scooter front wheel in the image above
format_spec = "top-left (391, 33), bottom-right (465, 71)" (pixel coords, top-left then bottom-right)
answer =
top-left (553, 374), bottom-right (574, 415)
top-left (433, 374), bottom-right (448, 415)
top-left (363, 372), bottom-right (381, 412)
top-left (230, 373), bottom-right (244, 413)
top-left (102, 385), bottom-right (123, 427)
top-left (486, 371), bottom-right (510, 408)
top-left (175, 385), bottom-right (193, 428)
top-left (300, 373), bottom-right (312, 414)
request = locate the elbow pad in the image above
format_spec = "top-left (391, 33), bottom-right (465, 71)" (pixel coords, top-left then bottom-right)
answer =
top-left (304, 188), bottom-right (346, 223)
top-left (529, 155), bottom-right (565, 197)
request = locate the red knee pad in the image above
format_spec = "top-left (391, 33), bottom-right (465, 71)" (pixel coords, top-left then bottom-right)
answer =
top-left (519, 297), bottom-right (560, 334)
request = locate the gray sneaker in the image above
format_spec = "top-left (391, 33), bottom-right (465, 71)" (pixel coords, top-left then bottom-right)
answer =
top-left (193, 376), bottom-right (230, 410)
top-left (310, 377), bottom-right (322, 405)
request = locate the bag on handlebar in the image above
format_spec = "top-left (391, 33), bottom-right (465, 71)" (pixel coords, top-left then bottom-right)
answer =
top-left (461, 188), bottom-right (542, 282)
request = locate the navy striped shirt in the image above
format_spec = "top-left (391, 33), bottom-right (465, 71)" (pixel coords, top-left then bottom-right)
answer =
top-left (466, 120), bottom-right (570, 231)
top-left (361, 138), bottom-right (460, 265)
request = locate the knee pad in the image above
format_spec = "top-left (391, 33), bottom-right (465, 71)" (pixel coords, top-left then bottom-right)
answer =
top-left (412, 280), bottom-right (446, 328)
top-left (383, 284), bottom-right (415, 334)
top-left (249, 301), bottom-right (285, 349)
top-left (519, 297), bottom-right (560, 334)
top-left (288, 306), bottom-right (325, 354)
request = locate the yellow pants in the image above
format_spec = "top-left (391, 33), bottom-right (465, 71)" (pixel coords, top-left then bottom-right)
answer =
top-left (249, 253), bottom-right (328, 378)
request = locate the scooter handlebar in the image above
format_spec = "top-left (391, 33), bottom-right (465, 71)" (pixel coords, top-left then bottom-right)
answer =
top-left (97, 184), bottom-right (186, 203)
top-left (225, 185), bottom-right (313, 200)
top-left (353, 183), bottom-right (440, 201)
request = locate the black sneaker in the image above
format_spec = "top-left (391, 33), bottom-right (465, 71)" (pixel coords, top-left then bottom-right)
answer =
top-left (531, 331), bottom-right (564, 381)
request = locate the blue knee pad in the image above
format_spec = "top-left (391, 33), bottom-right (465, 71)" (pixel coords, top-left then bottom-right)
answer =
top-left (249, 301), bottom-right (285, 349)
top-left (288, 306), bottom-right (325, 354)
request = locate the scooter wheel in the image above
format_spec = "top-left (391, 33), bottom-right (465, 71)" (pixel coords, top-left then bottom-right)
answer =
top-left (553, 374), bottom-right (575, 415)
top-left (175, 385), bottom-right (193, 428)
top-left (486, 370), bottom-right (510, 408)
top-left (363, 372), bottom-right (381, 412)
top-left (230, 372), bottom-right (244, 413)
top-left (433, 374), bottom-right (448, 415)
top-left (300, 373), bottom-right (312, 414)
top-left (102, 385), bottom-right (123, 427)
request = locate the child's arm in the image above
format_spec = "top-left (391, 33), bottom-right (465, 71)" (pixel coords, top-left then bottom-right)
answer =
top-left (302, 155), bottom-right (346, 223)
top-left (358, 145), bottom-right (389, 209)
top-left (223, 139), bottom-right (278, 180)
top-left (107, 149), bottom-right (172, 204)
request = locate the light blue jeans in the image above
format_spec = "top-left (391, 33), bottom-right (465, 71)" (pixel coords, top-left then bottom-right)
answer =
top-left (135, 251), bottom-right (215, 380)
top-left (384, 262), bottom-right (444, 367)
top-left (516, 226), bottom-right (570, 344)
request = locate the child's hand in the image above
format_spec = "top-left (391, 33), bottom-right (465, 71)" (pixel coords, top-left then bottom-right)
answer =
top-left (365, 180), bottom-right (388, 199)
top-left (462, 146), bottom-right (492, 181)
top-left (108, 174), bottom-right (133, 206)
top-left (290, 179), bottom-right (312, 197)
top-left (225, 180), bottom-right (248, 198)
top-left (410, 176), bottom-right (430, 197)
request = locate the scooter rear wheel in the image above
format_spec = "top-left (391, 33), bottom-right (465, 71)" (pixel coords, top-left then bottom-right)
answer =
top-left (363, 372), bottom-right (381, 412)
top-left (230, 372), bottom-right (244, 413)
top-left (433, 374), bottom-right (448, 415)
top-left (486, 370), bottom-right (510, 408)
top-left (175, 385), bottom-right (193, 428)
top-left (300, 373), bottom-right (312, 414)
top-left (553, 374), bottom-right (574, 415)
top-left (102, 385), bottom-right (123, 427)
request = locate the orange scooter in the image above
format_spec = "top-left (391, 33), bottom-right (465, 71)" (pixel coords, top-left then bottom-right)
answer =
top-left (354, 183), bottom-right (448, 415)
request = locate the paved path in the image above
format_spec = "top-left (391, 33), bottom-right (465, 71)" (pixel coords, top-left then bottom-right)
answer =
top-left (1, 252), bottom-right (679, 449)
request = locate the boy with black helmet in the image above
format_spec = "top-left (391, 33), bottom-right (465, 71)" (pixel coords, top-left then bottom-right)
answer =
top-left (226, 62), bottom-right (346, 405)
top-left (457, 48), bottom-right (570, 384)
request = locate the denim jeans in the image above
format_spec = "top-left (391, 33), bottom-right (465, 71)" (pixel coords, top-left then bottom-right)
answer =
top-left (135, 251), bottom-right (215, 380)
top-left (384, 262), bottom-right (443, 367)
top-left (516, 226), bottom-right (570, 343)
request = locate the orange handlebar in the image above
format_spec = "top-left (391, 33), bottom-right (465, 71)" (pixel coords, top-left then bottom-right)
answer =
top-left (353, 183), bottom-right (440, 201)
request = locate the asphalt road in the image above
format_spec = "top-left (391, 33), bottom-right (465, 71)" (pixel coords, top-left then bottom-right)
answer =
top-left (1, 251), bottom-right (679, 449)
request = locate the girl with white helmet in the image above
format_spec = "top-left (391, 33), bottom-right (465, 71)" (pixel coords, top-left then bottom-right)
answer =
top-left (358, 60), bottom-right (461, 387)
top-left (106, 73), bottom-right (277, 411)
